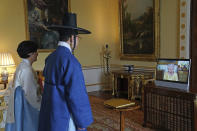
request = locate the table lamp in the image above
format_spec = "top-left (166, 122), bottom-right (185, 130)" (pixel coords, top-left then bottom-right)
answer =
top-left (0, 53), bottom-right (15, 82)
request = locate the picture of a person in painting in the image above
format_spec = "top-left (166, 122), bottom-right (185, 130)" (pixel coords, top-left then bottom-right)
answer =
top-left (26, 0), bottom-right (69, 49)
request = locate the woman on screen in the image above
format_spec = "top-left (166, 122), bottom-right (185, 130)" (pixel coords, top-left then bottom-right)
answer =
top-left (163, 64), bottom-right (178, 81)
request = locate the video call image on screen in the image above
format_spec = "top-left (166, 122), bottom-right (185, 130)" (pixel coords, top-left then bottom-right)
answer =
top-left (156, 59), bottom-right (190, 83)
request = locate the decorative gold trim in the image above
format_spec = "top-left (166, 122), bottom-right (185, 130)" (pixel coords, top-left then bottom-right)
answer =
top-left (119, 0), bottom-right (160, 61)
top-left (0, 110), bottom-right (3, 123)
top-left (23, 0), bottom-right (29, 40)
top-left (181, 46), bottom-right (185, 51)
top-left (181, 24), bottom-right (185, 29)
top-left (82, 65), bottom-right (103, 70)
top-left (86, 83), bottom-right (106, 87)
top-left (181, 34), bottom-right (185, 40)
top-left (68, 0), bottom-right (71, 12)
top-left (178, 0), bottom-right (191, 58)
top-left (82, 64), bottom-right (156, 71)
top-left (111, 64), bottom-right (156, 70)
top-left (177, 0), bottom-right (180, 58)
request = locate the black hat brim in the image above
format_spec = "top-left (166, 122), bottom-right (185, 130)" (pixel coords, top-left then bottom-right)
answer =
top-left (47, 25), bottom-right (91, 34)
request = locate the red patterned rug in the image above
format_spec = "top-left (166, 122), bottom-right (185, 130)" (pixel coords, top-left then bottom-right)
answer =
top-left (87, 96), bottom-right (154, 131)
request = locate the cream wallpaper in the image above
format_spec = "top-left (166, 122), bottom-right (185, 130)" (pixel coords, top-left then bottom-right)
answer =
top-left (0, 0), bottom-right (180, 70)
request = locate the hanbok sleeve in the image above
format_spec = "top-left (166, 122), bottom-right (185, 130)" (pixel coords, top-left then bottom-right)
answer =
top-left (64, 59), bottom-right (93, 128)
top-left (21, 68), bottom-right (41, 110)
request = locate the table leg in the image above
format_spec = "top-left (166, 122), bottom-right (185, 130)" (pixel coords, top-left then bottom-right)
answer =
top-left (120, 111), bottom-right (125, 131)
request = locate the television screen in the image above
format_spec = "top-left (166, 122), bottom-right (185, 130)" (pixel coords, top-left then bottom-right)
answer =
top-left (155, 59), bottom-right (191, 91)
top-left (156, 59), bottom-right (190, 83)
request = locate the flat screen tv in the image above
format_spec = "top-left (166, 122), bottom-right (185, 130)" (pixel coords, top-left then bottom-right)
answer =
top-left (155, 59), bottom-right (191, 91)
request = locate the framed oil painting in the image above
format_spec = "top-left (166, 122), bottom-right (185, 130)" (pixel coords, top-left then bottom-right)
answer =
top-left (24, 0), bottom-right (70, 52)
top-left (119, 0), bottom-right (160, 61)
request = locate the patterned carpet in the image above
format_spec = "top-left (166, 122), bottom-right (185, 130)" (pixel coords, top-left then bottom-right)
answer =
top-left (87, 95), bottom-right (154, 131)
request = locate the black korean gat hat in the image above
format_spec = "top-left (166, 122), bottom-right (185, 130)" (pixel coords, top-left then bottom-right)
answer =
top-left (47, 12), bottom-right (91, 34)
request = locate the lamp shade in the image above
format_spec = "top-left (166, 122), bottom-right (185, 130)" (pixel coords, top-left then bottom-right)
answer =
top-left (0, 53), bottom-right (15, 67)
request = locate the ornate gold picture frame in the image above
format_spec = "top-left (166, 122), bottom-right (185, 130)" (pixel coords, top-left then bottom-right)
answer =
top-left (24, 0), bottom-right (70, 52)
top-left (119, 0), bottom-right (160, 61)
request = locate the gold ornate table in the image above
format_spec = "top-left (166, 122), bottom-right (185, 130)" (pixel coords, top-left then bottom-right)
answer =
top-left (111, 70), bottom-right (154, 104)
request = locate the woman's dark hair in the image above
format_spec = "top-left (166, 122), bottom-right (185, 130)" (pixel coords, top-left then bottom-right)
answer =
top-left (17, 40), bottom-right (38, 58)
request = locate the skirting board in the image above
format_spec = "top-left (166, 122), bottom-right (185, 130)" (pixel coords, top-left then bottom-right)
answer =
top-left (86, 85), bottom-right (102, 92)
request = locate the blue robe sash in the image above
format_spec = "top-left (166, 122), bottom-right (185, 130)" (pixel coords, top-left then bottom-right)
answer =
top-left (5, 86), bottom-right (39, 131)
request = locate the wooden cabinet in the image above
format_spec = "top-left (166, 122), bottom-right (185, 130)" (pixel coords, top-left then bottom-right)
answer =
top-left (144, 83), bottom-right (197, 131)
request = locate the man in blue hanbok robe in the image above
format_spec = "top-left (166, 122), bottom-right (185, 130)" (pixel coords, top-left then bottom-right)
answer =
top-left (38, 12), bottom-right (93, 131)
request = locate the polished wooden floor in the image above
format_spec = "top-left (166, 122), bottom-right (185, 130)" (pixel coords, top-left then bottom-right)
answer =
top-left (87, 90), bottom-right (153, 131)
top-left (88, 90), bottom-right (114, 100)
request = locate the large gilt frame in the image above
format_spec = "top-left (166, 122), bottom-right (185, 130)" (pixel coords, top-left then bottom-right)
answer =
top-left (119, 0), bottom-right (160, 61)
top-left (23, 0), bottom-right (71, 52)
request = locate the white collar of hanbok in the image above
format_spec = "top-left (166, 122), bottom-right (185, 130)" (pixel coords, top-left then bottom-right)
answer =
top-left (58, 41), bottom-right (72, 52)
top-left (22, 59), bottom-right (30, 66)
